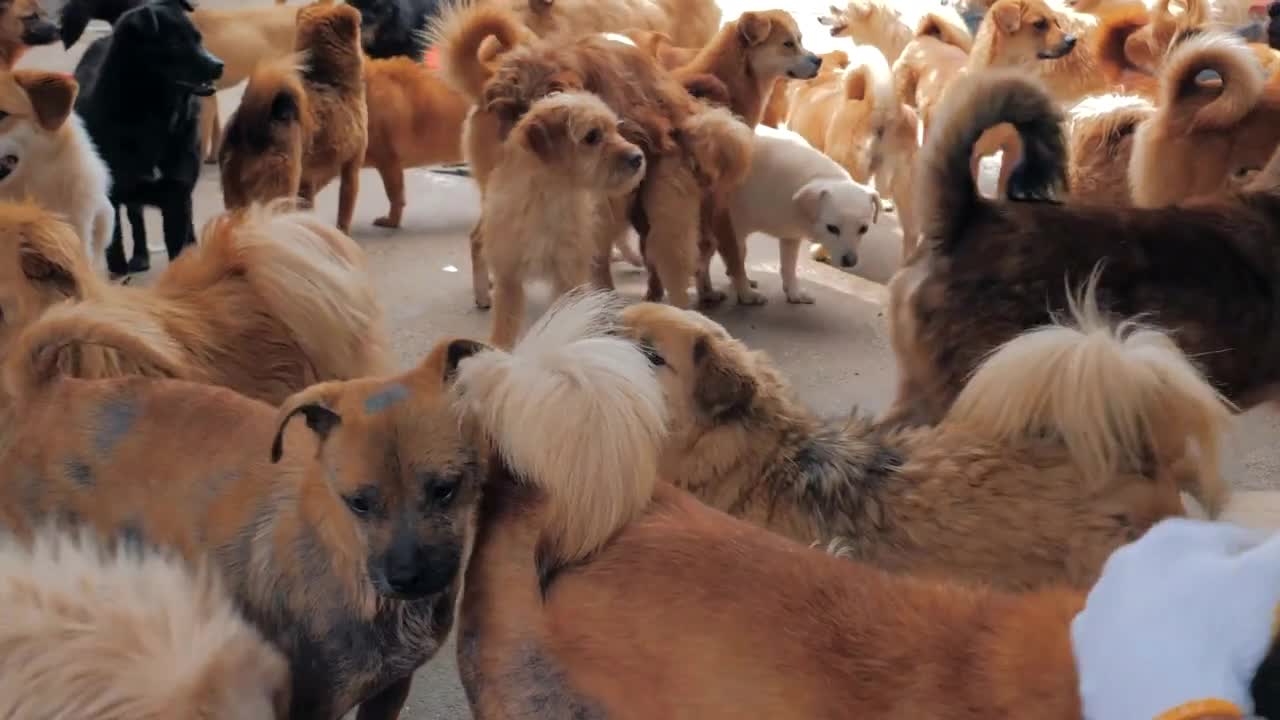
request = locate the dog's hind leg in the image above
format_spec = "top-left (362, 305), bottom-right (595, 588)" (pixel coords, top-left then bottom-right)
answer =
top-left (105, 202), bottom-right (128, 276)
top-left (713, 207), bottom-right (764, 306)
top-left (200, 94), bottom-right (220, 165)
top-left (160, 193), bottom-right (196, 262)
top-left (372, 160), bottom-right (406, 229)
top-left (471, 222), bottom-right (492, 309)
top-left (336, 159), bottom-right (361, 233)
top-left (125, 204), bottom-right (150, 274)
top-left (355, 675), bottom-right (413, 720)
top-left (642, 161), bottom-right (700, 309)
top-left (488, 274), bottom-right (526, 350)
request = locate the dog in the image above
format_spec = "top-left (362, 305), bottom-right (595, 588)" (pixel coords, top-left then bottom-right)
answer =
top-left (295, 1), bottom-right (367, 234)
top-left (349, 0), bottom-right (440, 60)
top-left (471, 92), bottom-right (646, 348)
top-left (1130, 33), bottom-right (1280, 208)
top-left (0, 201), bottom-right (391, 408)
top-left (623, 293), bottom-right (1229, 589)
top-left (1065, 93), bottom-right (1153, 204)
top-left (715, 126), bottom-right (880, 304)
top-left (967, 0), bottom-right (1110, 103)
top-left (219, 56), bottom-right (310, 210)
top-left (0, 525), bottom-right (290, 719)
top-left (0, 70), bottom-right (112, 264)
top-left (0, 290), bottom-right (654, 719)
top-left (817, 0), bottom-right (915, 61)
top-left (0, 0), bottom-right (56, 69)
top-left (884, 65), bottom-right (1280, 430)
top-left (894, 9), bottom-right (975, 135)
top-left (74, 0), bottom-right (223, 276)
top-left (507, 0), bottom-right (721, 48)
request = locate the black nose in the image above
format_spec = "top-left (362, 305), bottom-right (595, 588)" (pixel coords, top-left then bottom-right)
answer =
top-left (627, 152), bottom-right (644, 170)
top-left (839, 252), bottom-right (856, 268)
top-left (204, 52), bottom-right (225, 80)
top-left (1062, 35), bottom-right (1077, 49)
top-left (809, 53), bottom-right (822, 68)
top-left (385, 544), bottom-right (460, 598)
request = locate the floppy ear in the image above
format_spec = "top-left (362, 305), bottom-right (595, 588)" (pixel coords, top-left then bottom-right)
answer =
top-left (991, 0), bottom-right (1022, 33)
top-left (19, 241), bottom-right (80, 298)
top-left (140, 5), bottom-right (160, 35)
top-left (14, 72), bottom-right (77, 132)
top-left (692, 336), bottom-right (756, 421)
top-left (792, 183), bottom-right (826, 223)
top-left (521, 112), bottom-right (560, 163)
top-left (443, 338), bottom-right (488, 382)
top-left (738, 12), bottom-right (772, 45)
top-left (58, 0), bottom-right (93, 47)
top-left (271, 387), bottom-right (342, 463)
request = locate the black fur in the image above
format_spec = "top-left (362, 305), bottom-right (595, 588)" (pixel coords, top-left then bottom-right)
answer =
top-left (72, 0), bottom-right (222, 275)
top-left (1255, 637), bottom-right (1280, 718)
top-left (347, 0), bottom-right (442, 61)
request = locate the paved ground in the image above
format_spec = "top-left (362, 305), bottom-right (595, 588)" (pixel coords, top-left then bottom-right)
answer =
top-left (20, 1), bottom-right (1280, 717)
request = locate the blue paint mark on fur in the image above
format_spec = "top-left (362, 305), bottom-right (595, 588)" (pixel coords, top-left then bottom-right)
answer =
top-left (64, 459), bottom-right (94, 488)
top-left (93, 395), bottom-right (138, 455)
top-left (364, 383), bottom-right (409, 415)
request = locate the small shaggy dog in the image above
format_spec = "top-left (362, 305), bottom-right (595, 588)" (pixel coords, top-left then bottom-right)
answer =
top-left (885, 63), bottom-right (1280, 429)
top-left (471, 92), bottom-right (646, 348)
top-left (0, 525), bottom-right (290, 719)
top-left (0, 201), bottom-right (390, 408)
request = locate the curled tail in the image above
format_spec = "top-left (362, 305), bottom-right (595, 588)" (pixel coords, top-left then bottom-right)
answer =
top-left (915, 8), bottom-right (973, 53)
top-left (429, 2), bottom-right (528, 101)
top-left (673, 105), bottom-right (754, 192)
top-left (2, 302), bottom-right (196, 402)
top-left (918, 70), bottom-right (1066, 253)
top-left (451, 291), bottom-right (668, 564)
top-left (946, 270), bottom-right (1234, 517)
top-left (1159, 32), bottom-right (1264, 132)
top-left (221, 56), bottom-right (309, 155)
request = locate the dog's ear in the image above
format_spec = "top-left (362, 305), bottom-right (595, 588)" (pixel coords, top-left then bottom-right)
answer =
top-left (792, 183), bottom-right (829, 223)
top-left (521, 110), bottom-right (562, 163)
top-left (990, 0), bottom-right (1022, 33)
top-left (58, 0), bottom-right (93, 47)
top-left (418, 337), bottom-right (489, 384)
top-left (271, 386), bottom-right (343, 463)
top-left (738, 11), bottom-right (773, 46)
top-left (19, 240), bottom-right (80, 298)
top-left (691, 335), bottom-right (756, 421)
top-left (14, 71), bottom-right (77, 132)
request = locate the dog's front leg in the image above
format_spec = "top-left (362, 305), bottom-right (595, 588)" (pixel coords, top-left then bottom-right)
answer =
top-left (336, 159), bottom-right (361, 233)
top-left (373, 160), bottom-right (406, 229)
top-left (160, 193), bottom-right (195, 261)
top-left (199, 94), bottom-right (220, 165)
top-left (355, 676), bottom-right (413, 720)
top-left (713, 206), bottom-right (765, 306)
top-left (105, 201), bottom-right (128, 276)
top-left (470, 221), bottom-right (491, 309)
top-left (488, 274), bottom-right (526, 350)
top-left (591, 199), bottom-right (629, 291)
top-left (779, 237), bottom-right (814, 304)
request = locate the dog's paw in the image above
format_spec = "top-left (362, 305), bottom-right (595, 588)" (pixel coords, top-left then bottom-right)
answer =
top-left (785, 288), bottom-right (815, 304)
top-left (737, 288), bottom-right (768, 306)
top-left (373, 216), bottom-right (401, 229)
top-left (474, 287), bottom-right (492, 310)
top-left (699, 289), bottom-right (728, 307)
top-left (127, 253), bottom-right (151, 274)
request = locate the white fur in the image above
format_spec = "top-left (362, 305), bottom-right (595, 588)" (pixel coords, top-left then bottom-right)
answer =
top-left (729, 125), bottom-right (880, 303)
top-left (0, 111), bottom-right (112, 268)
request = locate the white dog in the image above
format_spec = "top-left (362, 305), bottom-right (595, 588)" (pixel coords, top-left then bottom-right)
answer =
top-left (727, 125), bottom-right (880, 304)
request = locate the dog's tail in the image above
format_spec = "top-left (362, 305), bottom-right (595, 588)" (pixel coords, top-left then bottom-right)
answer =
top-left (1093, 4), bottom-right (1153, 77)
top-left (220, 55), bottom-right (309, 161)
top-left (430, 1), bottom-right (528, 101)
top-left (451, 291), bottom-right (667, 565)
top-left (0, 525), bottom-right (290, 719)
top-left (915, 7), bottom-right (973, 53)
top-left (946, 270), bottom-right (1234, 517)
top-left (673, 105), bottom-right (754, 193)
top-left (918, 69), bottom-right (1066, 254)
top-left (1159, 32), bottom-right (1264, 132)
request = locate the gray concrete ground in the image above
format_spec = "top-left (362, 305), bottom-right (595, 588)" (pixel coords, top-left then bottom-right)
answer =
top-left (19, 1), bottom-right (1280, 717)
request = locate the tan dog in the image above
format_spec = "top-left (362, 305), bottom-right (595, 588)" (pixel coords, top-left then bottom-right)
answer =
top-left (295, 2), bottom-right (367, 233)
top-left (0, 201), bottom-right (390, 408)
top-left (219, 56), bottom-right (310, 210)
top-left (624, 297), bottom-right (1227, 588)
top-left (817, 0), bottom-right (915, 61)
top-left (473, 92), bottom-right (647, 348)
top-left (894, 9), bottom-right (975, 135)
top-left (1130, 33), bottom-right (1280, 208)
top-left (0, 290), bottom-right (655, 719)
top-left (0, 70), bottom-right (112, 263)
top-left (0, 526), bottom-right (290, 719)
top-left (0, 0), bottom-right (56, 69)
top-left (1066, 93), bottom-right (1153, 204)
top-left (509, 0), bottom-right (720, 47)
top-left (969, 0), bottom-right (1110, 103)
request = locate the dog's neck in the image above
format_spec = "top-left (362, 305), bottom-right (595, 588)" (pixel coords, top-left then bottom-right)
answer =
top-left (685, 24), bottom-right (770, 125)
top-left (303, 48), bottom-right (363, 92)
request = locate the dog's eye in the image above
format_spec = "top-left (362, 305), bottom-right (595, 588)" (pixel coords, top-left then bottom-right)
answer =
top-left (345, 493), bottom-right (372, 517)
top-left (431, 480), bottom-right (459, 507)
top-left (0, 111), bottom-right (10, 122)
top-left (783, 40), bottom-right (796, 48)
top-left (640, 342), bottom-right (666, 367)
top-left (859, 225), bottom-right (869, 234)
top-left (825, 224), bottom-right (840, 236)
top-left (1033, 19), bottom-right (1049, 30)
top-left (584, 128), bottom-right (602, 145)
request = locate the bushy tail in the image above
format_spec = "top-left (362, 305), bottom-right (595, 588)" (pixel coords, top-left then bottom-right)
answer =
top-left (429, 1), bottom-right (529, 101)
top-left (674, 105), bottom-right (754, 192)
top-left (1159, 32), bottom-right (1264, 132)
top-left (945, 270), bottom-right (1234, 516)
top-left (451, 291), bottom-right (668, 564)
top-left (161, 202), bottom-right (392, 381)
top-left (916, 8), bottom-right (973, 53)
top-left (221, 55), bottom-right (309, 153)
top-left (918, 69), bottom-right (1066, 254)
top-left (2, 302), bottom-right (196, 402)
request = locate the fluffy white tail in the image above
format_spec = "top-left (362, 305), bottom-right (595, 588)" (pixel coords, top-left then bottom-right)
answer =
top-left (946, 271), bottom-right (1234, 516)
top-left (452, 290), bottom-right (668, 563)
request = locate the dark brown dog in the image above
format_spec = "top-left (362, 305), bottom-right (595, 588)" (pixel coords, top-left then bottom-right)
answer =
top-left (885, 65), bottom-right (1280, 429)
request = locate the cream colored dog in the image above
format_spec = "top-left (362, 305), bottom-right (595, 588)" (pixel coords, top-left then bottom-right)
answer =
top-left (722, 125), bottom-right (880, 304)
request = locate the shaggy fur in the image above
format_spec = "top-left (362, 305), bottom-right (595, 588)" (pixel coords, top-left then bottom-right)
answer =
top-left (1066, 92), bottom-right (1153, 204)
top-left (0, 201), bottom-right (390, 407)
top-left (506, 0), bottom-right (721, 48)
top-left (1130, 33), bottom-right (1280, 208)
top-left (471, 92), bottom-right (647, 348)
top-left (893, 14), bottom-right (973, 137)
top-left (0, 70), bottom-right (113, 264)
top-left (0, 0), bottom-right (56, 70)
top-left (295, 2), bottom-right (368, 233)
top-left (219, 56), bottom-right (310, 210)
top-left (0, 525), bottom-right (289, 719)
top-left (885, 67), bottom-right (1280, 431)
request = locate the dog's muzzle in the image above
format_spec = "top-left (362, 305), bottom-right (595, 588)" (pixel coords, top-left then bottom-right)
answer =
top-left (180, 51), bottom-right (225, 97)
top-left (1038, 34), bottom-right (1076, 59)
top-left (626, 151), bottom-right (644, 173)
top-left (839, 251), bottom-right (857, 268)
top-left (0, 155), bottom-right (18, 182)
top-left (787, 53), bottom-right (823, 79)
top-left (20, 16), bottom-right (59, 46)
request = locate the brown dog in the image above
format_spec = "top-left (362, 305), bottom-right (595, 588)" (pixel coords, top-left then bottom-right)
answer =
top-left (623, 299), bottom-right (1227, 588)
top-left (219, 56), bottom-right (311, 210)
top-left (508, 0), bottom-right (720, 48)
top-left (0, 525), bottom-right (290, 719)
top-left (885, 66), bottom-right (1280, 430)
top-left (1066, 92), bottom-right (1153, 204)
top-left (0, 201), bottom-right (390, 408)
top-left (894, 10), bottom-right (975, 135)
top-left (0, 0), bottom-right (56, 70)
top-left (817, 0), bottom-right (915, 61)
top-left (295, 2), bottom-right (367, 233)
top-left (968, 0), bottom-right (1109, 103)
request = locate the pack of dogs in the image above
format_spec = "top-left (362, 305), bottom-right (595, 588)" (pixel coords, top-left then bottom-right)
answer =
top-left (4, 0), bottom-right (1280, 716)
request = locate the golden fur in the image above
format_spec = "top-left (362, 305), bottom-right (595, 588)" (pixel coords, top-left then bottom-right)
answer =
top-left (471, 92), bottom-right (647, 348)
top-left (505, 0), bottom-right (720, 47)
top-left (1130, 32), bottom-right (1280, 207)
top-left (818, 0), bottom-right (915, 60)
top-left (969, 0), bottom-right (1110, 103)
top-left (0, 525), bottom-right (289, 719)
top-left (219, 55), bottom-right (311, 210)
top-left (893, 10), bottom-right (974, 135)
top-left (0, 201), bottom-right (390, 407)
top-left (622, 289), bottom-right (1227, 588)
top-left (0, 0), bottom-right (55, 70)
top-left (295, 2), bottom-right (368, 233)
top-left (1066, 93), bottom-right (1153, 204)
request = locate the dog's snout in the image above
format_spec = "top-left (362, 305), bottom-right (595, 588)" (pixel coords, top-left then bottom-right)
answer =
top-left (203, 51), bottom-right (225, 80)
top-left (808, 53), bottom-right (822, 69)
top-left (626, 151), bottom-right (644, 171)
top-left (1062, 34), bottom-right (1077, 49)
top-left (383, 541), bottom-right (460, 598)
top-left (839, 251), bottom-right (857, 268)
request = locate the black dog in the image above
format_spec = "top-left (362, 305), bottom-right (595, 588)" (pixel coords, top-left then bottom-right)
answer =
top-left (73, 0), bottom-right (221, 275)
top-left (347, 0), bottom-right (442, 60)
top-left (56, 0), bottom-right (143, 48)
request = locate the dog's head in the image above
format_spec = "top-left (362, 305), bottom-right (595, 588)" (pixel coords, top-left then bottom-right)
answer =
top-left (795, 178), bottom-right (879, 269)
top-left (296, 1), bottom-right (362, 60)
top-left (818, 0), bottom-right (898, 47)
top-left (984, 0), bottom-right (1077, 63)
top-left (345, 0), bottom-right (426, 59)
top-left (0, 71), bottom-right (77, 187)
top-left (116, 0), bottom-right (222, 95)
top-left (270, 338), bottom-right (489, 602)
top-left (57, 0), bottom-right (155, 48)
top-left (0, 201), bottom-right (92, 366)
top-left (0, 0), bottom-right (58, 53)
top-left (511, 91), bottom-right (646, 194)
top-left (737, 10), bottom-right (821, 81)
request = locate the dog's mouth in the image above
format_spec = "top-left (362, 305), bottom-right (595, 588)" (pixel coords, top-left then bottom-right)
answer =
top-left (0, 154), bottom-right (19, 181)
top-left (178, 79), bottom-right (218, 96)
top-left (1037, 38), bottom-right (1077, 59)
top-left (786, 55), bottom-right (822, 80)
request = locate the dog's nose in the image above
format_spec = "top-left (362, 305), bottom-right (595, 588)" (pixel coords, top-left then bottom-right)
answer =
top-left (839, 251), bottom-right (857, 268)
top-left (205, 53), bottom-right (225, 79)
top-left (384, 543), bottom-right (460, 598)
top-left (809, 53), bottom-right (822, 69)
top-left (626, 152), bottom-right (644, 171)
top-left (1062, 34), bottom-right (1077, 49)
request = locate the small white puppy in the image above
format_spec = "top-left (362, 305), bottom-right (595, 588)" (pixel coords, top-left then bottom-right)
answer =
top-left (726, 125), bottom-right (880, 304)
